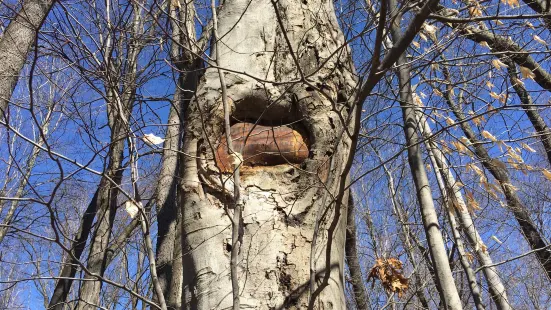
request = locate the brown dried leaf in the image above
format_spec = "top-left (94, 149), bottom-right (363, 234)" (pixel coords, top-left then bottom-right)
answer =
top-left (465, 190), bottom-right (481, 212)
top-left (368, 258), bottom-right (409, 298)
top-left (482, 130), bottom-right (498, 142)
top-left (492, 59), bottom-right (508, 70)
top-left (521, 142), bottom-right (536, 153)
top-left (520, 66), bottom-right (536, 80)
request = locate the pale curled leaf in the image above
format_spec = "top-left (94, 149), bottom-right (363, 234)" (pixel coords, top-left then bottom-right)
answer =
top-left (229, 152), bottom-right (243, 168)
top-left (124, 200), bottom-right (142, 218)
top-left (465, 190), bottom-right (481, 212)
top-left (492, 235), bottom-right (503, 244)
top-left (521, 142), bottom-right (536, 153)
top-left (479, 41), bottom-right (490, 49)
top-left (492, 59), bottom-right (508, 70)
top-left (512, 77), bottom-right (525, 87)
top-left (507, 147), bottom-right (524, 163)
top-left (171, 0), bottom-right (181, 8)
top-left (519, 66), bottom-right (536, 80)
top-left (451, 140), bottom-right (466, 153)
top-left (412, 93), bottom-right (423, 106)
top-left (506, 0), bottom-right (520, 8)
top-left (469, 5), bottom-right (482, 17)
top-left (533, 34), bottom-right (547, 45)
top-left (423, 23), bottom-right (438, 41)
top-left (481, 130), bottom-right (498, 142)
top-left (142, 133), bottom-right (165, 145)
top-left (502, 182), bottom-right (519, 192)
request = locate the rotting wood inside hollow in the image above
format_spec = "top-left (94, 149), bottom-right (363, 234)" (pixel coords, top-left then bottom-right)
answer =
top-left (215, 122), bottom-right (310, 172)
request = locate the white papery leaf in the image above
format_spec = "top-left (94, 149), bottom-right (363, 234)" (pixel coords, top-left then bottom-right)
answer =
top-left (142, 133), bottom-right (165, 145)
top-left (124, 201), bottom-right (141, 218)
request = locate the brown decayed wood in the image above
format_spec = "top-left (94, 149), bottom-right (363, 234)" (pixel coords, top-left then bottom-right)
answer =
top-left (215, 123), bottom-right (309, 172)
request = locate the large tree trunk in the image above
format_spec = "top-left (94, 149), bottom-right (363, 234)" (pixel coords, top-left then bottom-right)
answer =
top-left (155, 2), bottom-right (201, 308)
top-left (177, 0), bottom-right (357, 308)
top-left (0, 0), bottom-right (54, 117)
top-left (155, 84), bottom-right (183, 307)
top-left (388, 1), bottom-right (462, 308)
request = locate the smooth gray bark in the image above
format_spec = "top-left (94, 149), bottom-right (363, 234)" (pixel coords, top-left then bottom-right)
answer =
top-left (427, 150), bottom-right (485, 310)
top-left (155, 2), bottom-right (202, 308)
top-left (0, 0), bottom-right (55, 117)
top-left (388, 1), bottom-right (462, 308)
top-left (414, 109), bottom-right (512, 310)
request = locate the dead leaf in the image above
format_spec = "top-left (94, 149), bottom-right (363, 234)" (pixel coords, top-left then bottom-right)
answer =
top-left (533, 34), bottom-right (547, 45)
top-left (492, 59), bottom-right (508, 70)
top-left (507, 0), bottom-right (519, 7)
top-left (469, 5), bottom-right (482, 17)
top-left (368, 258), bottom-right (409, 298)
top-left (124, 200), bottom-right (141, 218)
top-left (520, 66), bottom-right (536, 79)
top-left (465, 190), bottom-right (481, 212)
top-left (142, 133), bottom-right (165, 146)
top-left (482, 130), bottom-right (498, 142)
top-left (465, 252), bottom-right (475, 263)
top-left (521, 142), bottom-right (536, 153)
